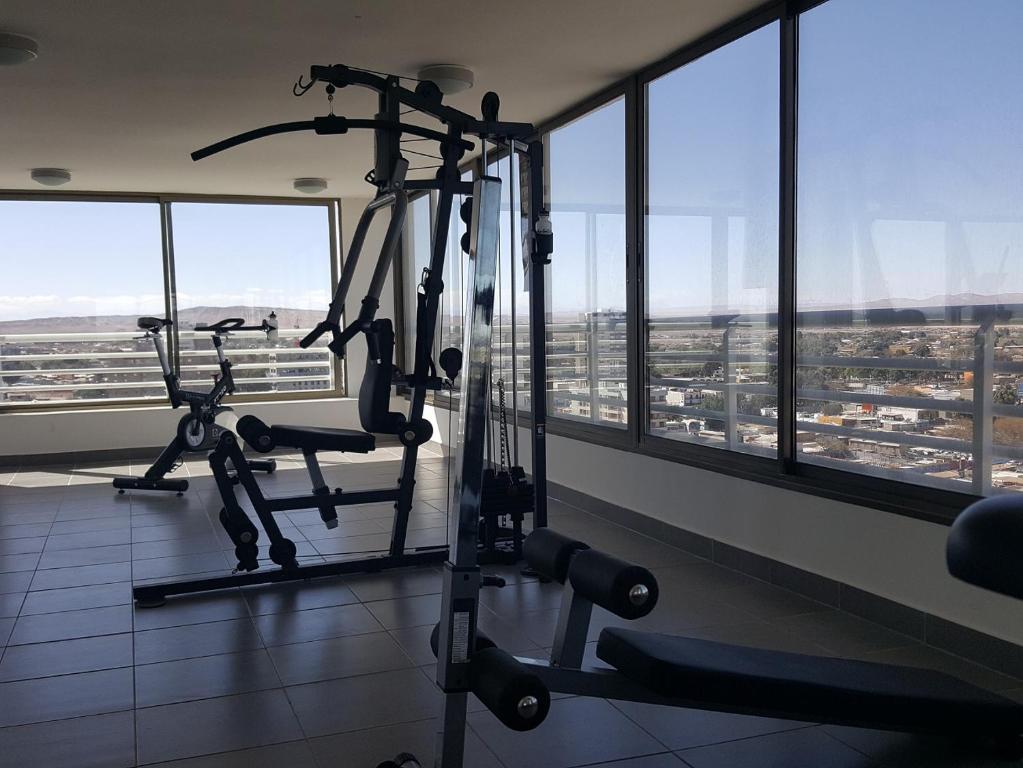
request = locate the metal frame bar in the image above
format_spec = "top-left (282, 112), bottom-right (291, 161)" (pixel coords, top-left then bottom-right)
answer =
top-left (778, 2), bottom-right (798, 473)
top-left (132, 549), bottom-right (448, 604)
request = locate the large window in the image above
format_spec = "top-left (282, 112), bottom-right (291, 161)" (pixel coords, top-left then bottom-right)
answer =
top-left (0, 200), bottom-right (166, 405)
top-left (796, 0), bottom-right (1023, 495)
top-left (171, 202), bottom-right (335, 396)
top-left (547, 99), bottom-right (628, 428)
top-left (0, 197), bottom-right (338, 408)
top-left (645, 23), bottom-right (779, 455)
top-left (394, 0), bottom-right (1023, 512)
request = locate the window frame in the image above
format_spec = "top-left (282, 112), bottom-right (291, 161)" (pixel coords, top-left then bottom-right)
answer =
top-left (0, 190), bottom-right (343, 412)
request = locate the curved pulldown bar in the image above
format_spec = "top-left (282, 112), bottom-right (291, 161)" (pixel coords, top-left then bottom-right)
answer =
top-left (191, 117), bottom-right (473, 162)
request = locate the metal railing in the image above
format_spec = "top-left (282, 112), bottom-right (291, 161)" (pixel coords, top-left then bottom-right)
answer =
top-left (541, 306), bottom-right (1023, 495)
top-left (0, 328), bottom-right (334, 406)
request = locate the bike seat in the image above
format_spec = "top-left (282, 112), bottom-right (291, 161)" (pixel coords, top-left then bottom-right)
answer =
top-left (138, 317), bottom-right (172, 332)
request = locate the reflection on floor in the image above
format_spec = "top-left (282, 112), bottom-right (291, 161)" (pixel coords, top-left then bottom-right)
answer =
top-left (0, 448), bottom-right (1020, 767)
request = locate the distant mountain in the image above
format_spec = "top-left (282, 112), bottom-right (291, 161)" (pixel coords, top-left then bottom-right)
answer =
top-left (795, 293), bottom-right (1023, 312)
top-left (0, 306), bottom-right (325, 334)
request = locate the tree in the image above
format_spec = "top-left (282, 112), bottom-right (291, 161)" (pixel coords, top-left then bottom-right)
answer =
top-left (912, 343), bottom-right (933, 358)
top-left (702, 393), bottom-right (726, 431)
top-left (822, 402), bottom-right (844, 416)
top-left (702, 393), bottom-right (725, 412)
top-left (994, 383), bottom-right (1018, 406)
top-left (738, 394), bottom-right (777, 416)
top-left (702, 362), bottom-right (721, 378)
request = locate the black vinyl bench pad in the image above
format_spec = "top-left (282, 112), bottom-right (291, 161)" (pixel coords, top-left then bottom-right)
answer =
top-left (597, 627), bottom-right (1023, 736)
top-left (270, 425), bottom-right (375, 454)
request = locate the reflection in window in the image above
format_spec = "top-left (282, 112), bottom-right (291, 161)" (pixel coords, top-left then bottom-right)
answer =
top-left (0, 201), bottom-right (165, 405)
top-left (402, 194), bottom-right (433, 372)
top-left (547, 98), bottom-right (628, 427)
top-left (644, 23), bottom-right (779, 454)
top-left (796, 0), bottom-right (1023, 494)
top-left (171, 202), bottom-right (335, 396)
top-left (488, 155), bottom-right (531, 416)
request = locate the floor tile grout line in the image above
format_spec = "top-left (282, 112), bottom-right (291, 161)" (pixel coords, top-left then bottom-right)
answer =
top-left (3, 473), bottom-right (62, 667)
top-left (128, 510), bottom-right (142, 768)
top-left (0, 701), bottom-right (135, 732)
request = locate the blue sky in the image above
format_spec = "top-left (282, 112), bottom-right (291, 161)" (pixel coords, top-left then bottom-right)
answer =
top-left (547, 0), bottom-right (1023, 316)
top-left (3, 0), bottom-right (1021, 324)
top-left (0, 201), bottom-right (331, 323)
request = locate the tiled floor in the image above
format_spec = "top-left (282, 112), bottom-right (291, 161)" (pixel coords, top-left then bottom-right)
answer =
top-left (0, 449), bottom-right (1021, 767)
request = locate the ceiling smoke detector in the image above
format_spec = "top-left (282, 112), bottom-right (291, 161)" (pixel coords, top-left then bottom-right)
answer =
top-left (293, 177), bottom-right (328, 194)
top-left (417, 65), bottom-right (474, 95)
top-left (30, 168), bottom-right (71, 186)
top-left (0, 33), bottom-right (39, 66)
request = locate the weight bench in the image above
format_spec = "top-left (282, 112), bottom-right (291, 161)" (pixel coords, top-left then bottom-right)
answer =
top-left (240, 422), bottom-right (376, 455)
top-left (426, 528), bottom-right (1023, 756)
top-left (597, 626), bottom-right (1023, 736)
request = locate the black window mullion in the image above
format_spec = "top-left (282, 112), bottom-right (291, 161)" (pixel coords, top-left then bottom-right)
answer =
top-left (160, 199), bottom-right (181, 376)
top-left (777, 3), bottom-right (799, 473)
top-left (625, 75), bottom-right (643, 448)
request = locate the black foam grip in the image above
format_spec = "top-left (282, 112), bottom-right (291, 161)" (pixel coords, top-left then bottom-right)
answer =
top-left (429, 622), bottom-right (495, 659)
top-left (236, 415), bottom-right (275, 453)
top-left (470, 647), bottom-right (550, 732)
top-left (523, 529), bottom-right (588, 583)
top-left (568, 548), bottom-right (659, 620)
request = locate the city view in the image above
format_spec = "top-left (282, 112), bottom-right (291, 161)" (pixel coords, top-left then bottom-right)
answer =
top-left (0, 306), bottom-right (334, 404)
top-left (541, 301), bottom-right (1023, 495)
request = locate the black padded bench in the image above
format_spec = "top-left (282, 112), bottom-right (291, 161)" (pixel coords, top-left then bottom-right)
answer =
top-left (237, 416), bottom-right (375, 455)
top-left (597, 627), bottom-right (1023, 736)
top-left (270, 424), bottom-right (374, 454)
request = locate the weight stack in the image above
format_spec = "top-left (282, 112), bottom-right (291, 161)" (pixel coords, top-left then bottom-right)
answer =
top-left (479, 466), bottom-right (533, 564)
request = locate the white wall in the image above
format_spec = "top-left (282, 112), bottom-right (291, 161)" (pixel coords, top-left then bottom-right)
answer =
top-left (0, 196), bottom-right (395, 460)
top-left (422, 403), bottom-right (1023, 646)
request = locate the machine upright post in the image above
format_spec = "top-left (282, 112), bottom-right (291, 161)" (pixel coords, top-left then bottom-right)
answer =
top-left (524, 140), bottom-right (550, 529)
top-left (434, 176), bottom-right (502, 768)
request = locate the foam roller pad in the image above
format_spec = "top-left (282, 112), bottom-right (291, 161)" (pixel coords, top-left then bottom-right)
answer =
top-left (236, 415), bottom-right (275, 453)
top-left (523, 528), bottom-right (588, 583)
top-left (568, 548), bottom-right (659, 620)
top-left (470, 647), bottom-right (550, 731)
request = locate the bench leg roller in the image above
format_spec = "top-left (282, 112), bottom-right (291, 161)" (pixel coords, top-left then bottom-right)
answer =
top-left (470, 647), bottom-right (550, 732)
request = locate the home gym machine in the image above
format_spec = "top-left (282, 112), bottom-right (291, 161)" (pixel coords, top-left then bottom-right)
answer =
top-left (131, 63), bottom-right (552, 607)
top-left (112, 315), bottom-right (277, 496)
top-left (382, 209), bottom-right (1023, 766)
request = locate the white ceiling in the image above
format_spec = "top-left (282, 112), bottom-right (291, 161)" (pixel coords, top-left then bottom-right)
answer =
top-left (0, 0), bottom-right (761, 198)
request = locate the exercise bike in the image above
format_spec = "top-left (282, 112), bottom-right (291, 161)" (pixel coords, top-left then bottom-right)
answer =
top-left (112, 315), bottom-right (278, 496)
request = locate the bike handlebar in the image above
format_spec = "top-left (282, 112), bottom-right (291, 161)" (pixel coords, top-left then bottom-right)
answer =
top-left (195, 317), bottom-right (277, 335)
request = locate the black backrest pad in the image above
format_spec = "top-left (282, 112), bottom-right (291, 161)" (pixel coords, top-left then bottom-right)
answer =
top-left (947, 495), bottom-right (1023, 600)
top-left (358, 319), bottom-right (406, 434)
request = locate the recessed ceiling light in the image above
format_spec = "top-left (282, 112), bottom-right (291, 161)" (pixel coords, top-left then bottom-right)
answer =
top-left (293, 177), bottom-right (327, 194)
top-left (0, 33), bottom-right (39, 66)
top-left (30, 168), bottom-right (71, 186)
top-left (417, 65), bottom-right (474, 95)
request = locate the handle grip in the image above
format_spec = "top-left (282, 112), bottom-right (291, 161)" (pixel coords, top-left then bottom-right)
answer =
top-left (300, 321), bottom-right (335, 349)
